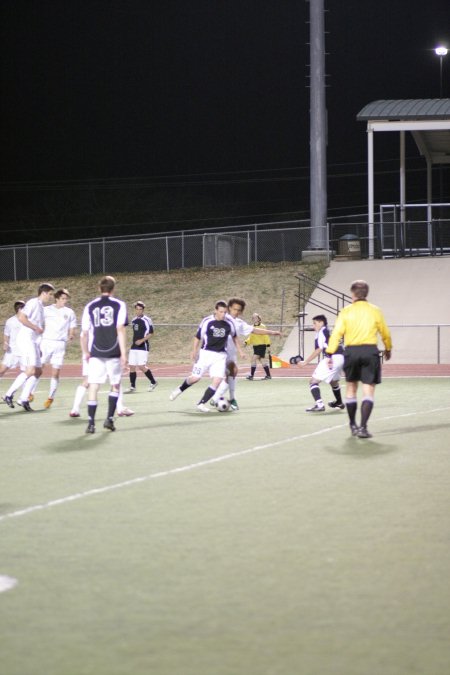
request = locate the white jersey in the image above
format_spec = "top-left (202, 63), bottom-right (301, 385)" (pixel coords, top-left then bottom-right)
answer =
top-left (43, 304), bottom-right (77, 341)
top-left (225, 313), bottom-right (253, 360)
top-left (4, 315), bottom-right (22, 355)
top-left (18, 297), bottom-right (45, 343)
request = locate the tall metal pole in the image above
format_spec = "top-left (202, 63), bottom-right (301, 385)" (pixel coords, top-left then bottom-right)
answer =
top-left (309, 0), bottom-right (327, 250)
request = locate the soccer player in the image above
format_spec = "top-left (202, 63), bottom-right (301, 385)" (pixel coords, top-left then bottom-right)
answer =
top-left (326, 279), bottom-right (392, 439)
top-left (298, 314), bottom-right (345, 412)
top-left (34, 288), bottom-right (77, 408)
top-left (125, 301), bottom-right (157, 392)
top-left (69, 332), bottom-right (134, 418)
top-left (2, 283), bottom-right (55, 411)
top-left (80, 276), bottom-right (127, 433)
top-left (0, 300), bottom-right (25, 382)
top-left (210, 298), bottom-right (281, 410)
top-left (245, 313), bottom-right (273, 380)
top-left (169, 300), bottom-right (240, 412)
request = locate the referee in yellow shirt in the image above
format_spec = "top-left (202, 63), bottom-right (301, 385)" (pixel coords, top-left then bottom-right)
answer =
top-left (326, 279), bottom-right (392, 439)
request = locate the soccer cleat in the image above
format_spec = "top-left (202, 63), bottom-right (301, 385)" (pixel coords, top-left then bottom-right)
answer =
top-left (229, 399), bottom-right (239, 411)
top-left (86, 423), bottom-right (96, 434)
top-left (2, 395), bottom-right (14, 409)
top-left (124, 387), bottom-right (136, 394)
top-left (209, 399), bottom-right (218, 408)
top-left (117, 407), bottom-right (135, 417)
top-left (69, 411), bottom-right (80, 418)
top-left (328, 401), bottom-right (345, 410)
top-left (263, 375), bottom-right (272, 380)
top-left (196, 403), bottom-right (210, 413)
top-left (103, 418), bottom-right (116, 431)
top-left (306, 403), bottom-right (325, 412)
top-left (148, 382), bottom-right (158, 391)
top-left (18, 401), bottom-right (33, 412)
top-left (28, 394), bottom-right (34, 402)
top-left (246, 375), bottom-right (254, 380)
top-left (169, 388), bottom-right (182, 401)
top-left (350, 424), bottom-right (359, 436)
top-left (357, 427), bottom-right (373, 439)
top-left (43, 397), bottom-right (54, 409)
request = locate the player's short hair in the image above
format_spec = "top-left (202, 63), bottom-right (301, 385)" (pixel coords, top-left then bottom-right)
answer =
top-left (215, 300), bottom-right (228, 310)
top-left (312, 314), bottom-right (327, 325)
top-left (228, 298), bottom-right (246, 311)
top-left (134, 301), bottom-right (145, 309)
top-left (252, 313), bottom-right (262, 324)
top-left (14, 300), bottom-right (25, 312)
top-left (99, 276), bottom-right (116, 293)
top-left (38, 282), bottom-right (55, 295)
top-left (350, 280), bottom-right (369, 299)
top-left (54, 288), bottom-right (70, 300)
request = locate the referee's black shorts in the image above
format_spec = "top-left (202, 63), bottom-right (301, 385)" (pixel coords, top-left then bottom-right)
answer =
top-left (253, 345), bottom-right (267, 358)
top-left (343, 345), bottom-right (382, 385)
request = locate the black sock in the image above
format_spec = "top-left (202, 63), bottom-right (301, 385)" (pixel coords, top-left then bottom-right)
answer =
top-left (250, 366), bottom-right (256, 377)
top-left (310, 383), bottom-right (321, 402)
top-left (346, 400), bottom-right (357, 425)
top-left (331, 384), bottom-right (343, 404)
top-left (360, 399), bottom-right (374, 428)
top-left (87, 402), bottom-right (98, 423)
top-left (129, 372), bottom-right (137, 388)
top-left (144, 369), bottom-right (156, 385)
top-left (107, 392), bottom-right (119, 419)
top-left (199, 387), bottom-right (216, 404)
top-left (180, 380), bottom-right (192, 392)
top-left (263, 366), bottom-right (271, 377)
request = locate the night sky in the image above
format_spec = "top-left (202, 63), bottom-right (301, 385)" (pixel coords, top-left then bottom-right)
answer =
top-left (1, 0), bottom-right (449, 243)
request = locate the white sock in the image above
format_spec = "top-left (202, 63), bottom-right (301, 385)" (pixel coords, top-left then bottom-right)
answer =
top-left (5, 371), bottom-right (27, 397)
top-left (212, 380), bottom-right (229, 402)
top-left (228, 376), bottom-right (237, 399)
top-left (20, 376), bottom-right (38, 403)
top-left (72, 385), bottom-right (87, 413)
top-left (49, 377), bottom-right (58, 399)
top-left (116, 385), bottom-right (124, 412)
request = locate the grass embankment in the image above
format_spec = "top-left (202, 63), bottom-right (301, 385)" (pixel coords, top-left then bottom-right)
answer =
top-left (0, 261), bottom-right (327, 363)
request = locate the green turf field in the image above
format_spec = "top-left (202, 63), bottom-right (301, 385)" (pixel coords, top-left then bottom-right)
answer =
top-left (1, 377), bottom-right (450, 675)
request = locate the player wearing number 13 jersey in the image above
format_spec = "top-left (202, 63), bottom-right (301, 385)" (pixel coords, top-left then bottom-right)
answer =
top-left (81, 276), bottom-right (128, 434)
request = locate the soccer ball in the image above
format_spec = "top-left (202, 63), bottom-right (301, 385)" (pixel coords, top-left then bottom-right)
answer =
top-left (217, 397), bottom-right (231, 412)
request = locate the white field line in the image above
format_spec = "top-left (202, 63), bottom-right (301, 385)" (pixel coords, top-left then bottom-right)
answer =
top-left (1, 407), bottom-right (449, 525)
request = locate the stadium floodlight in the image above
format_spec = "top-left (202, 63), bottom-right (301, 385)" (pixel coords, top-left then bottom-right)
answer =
top-left (435, 46), bottom-right (448, 97)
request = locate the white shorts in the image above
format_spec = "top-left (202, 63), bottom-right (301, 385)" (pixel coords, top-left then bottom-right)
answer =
top-left (192, 350), bottom-right (227, 379)
top-left (128, 349), bottom-right (149, 367)
top-left (40, 339), bottom-right (67, 368)
top-left (312, 353), bottom-right (345, 384)
top-left (87, 357), bottom-right (122, 386)
top-left (1, 352), bottom-right (22, 369)
top-left (17, 337), bottom-right (42, 369)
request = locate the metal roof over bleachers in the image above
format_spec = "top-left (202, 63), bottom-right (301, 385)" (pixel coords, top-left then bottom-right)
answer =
top-left (356, 99), bottom-right (450, 258)
top-left (357, 98), bottom-right (450, 165)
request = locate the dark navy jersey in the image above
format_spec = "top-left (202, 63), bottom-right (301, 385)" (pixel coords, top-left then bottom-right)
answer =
top-left (130, 315), bottom-right (154, 351)
top-left (196, 314), bottom-right (235, 352)
top-left (81, 295), bottom-right (127, 358)
top-left (314, 325), bottom-right (344, 355)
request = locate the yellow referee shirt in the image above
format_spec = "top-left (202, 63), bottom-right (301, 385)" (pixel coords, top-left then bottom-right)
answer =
top-left (327, 300), bottom-right (392, 354)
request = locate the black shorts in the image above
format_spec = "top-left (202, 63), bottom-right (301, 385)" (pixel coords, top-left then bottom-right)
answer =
top-left (343, 345), bottom-right (382, 385)
top-left (253, 345), bottom-right (267, 358)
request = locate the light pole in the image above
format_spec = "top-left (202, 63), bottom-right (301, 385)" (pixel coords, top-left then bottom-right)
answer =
top-left (435, 46), bottom-right (448, 97)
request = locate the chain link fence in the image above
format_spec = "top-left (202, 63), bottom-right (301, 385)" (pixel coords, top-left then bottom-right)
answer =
top-left (0, 224), bottom-right (328, 282)
top-left (1, 215), bottom-right (449, 282)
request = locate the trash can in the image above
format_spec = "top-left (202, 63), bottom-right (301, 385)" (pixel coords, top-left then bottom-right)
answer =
top-left (338, 234), bottom-right (361, 260)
